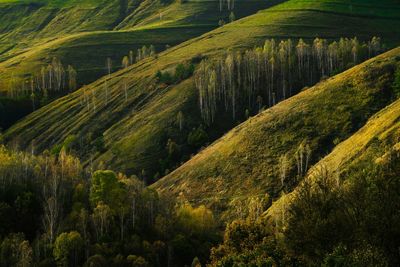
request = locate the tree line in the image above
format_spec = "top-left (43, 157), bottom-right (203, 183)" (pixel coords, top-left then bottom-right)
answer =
top-left (7, 57), bottom-right (77, 103)
top-left (195, 37), bottom-right (382, 125)
top-left (121, 45), bottom-right (156, 69)
top-left (219, 0), bottom-right (235, 11)
top-left (5, 44), bottom-right (158, 113)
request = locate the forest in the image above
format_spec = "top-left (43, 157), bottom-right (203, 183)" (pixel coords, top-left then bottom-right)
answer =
top-left (0, 145), bottom-right (218, 267)
top-left (195, 37), bottom-right (382, 124)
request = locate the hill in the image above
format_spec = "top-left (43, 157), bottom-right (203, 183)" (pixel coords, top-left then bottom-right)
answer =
top-left (266, 78), bottom-right (400, 222)
top-left (4, 0), bottom-right (400, 182)
top-left (153, 47), bottom-right (400, 219)
top-left (0, 0), bottom-right (274, 129)
top-left (0, 0), bottom-right (272, 93)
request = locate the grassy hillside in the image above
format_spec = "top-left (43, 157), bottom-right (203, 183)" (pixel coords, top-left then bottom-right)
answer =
top-left (4, 0), bottom-right (400, 183)
top-left (0, 0), bottom-right (273, 129)
top-left (0, 0), bottom-right (272, 91)
top-left (153, 47), bottom-right (400, 218)
top-left (256, 88), bottom-right (400, 266)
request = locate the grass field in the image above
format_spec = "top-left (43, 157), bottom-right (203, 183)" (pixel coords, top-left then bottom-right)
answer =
top-left (4, 0), bottom-right (400, 189)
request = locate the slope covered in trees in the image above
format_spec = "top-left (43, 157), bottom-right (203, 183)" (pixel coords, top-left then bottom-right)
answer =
top-left (153, 47), bottom-right (400, 219)
top-left (4, 0), bottom-right (400, 183)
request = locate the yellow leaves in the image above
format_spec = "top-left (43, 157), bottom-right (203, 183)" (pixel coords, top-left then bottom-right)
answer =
top-left (176, 203), bottom-right (215, 234)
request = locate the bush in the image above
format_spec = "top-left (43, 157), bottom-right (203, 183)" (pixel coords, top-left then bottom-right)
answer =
top-left (156, 63), bottom-right (195, 85)
top-left (187, 126), bottom-right (208, 148)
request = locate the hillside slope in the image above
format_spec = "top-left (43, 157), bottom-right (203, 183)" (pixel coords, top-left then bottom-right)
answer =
top-left (266, 90), bottom-right (400, 237)
top-left (153, 47), bottom-right (400, 218)
top-left (0, 0), bottom-right (273, 93)
top-left (5, 0), bottom-right (400, 181)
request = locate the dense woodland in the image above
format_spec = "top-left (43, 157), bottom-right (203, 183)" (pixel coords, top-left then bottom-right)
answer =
top-left (0, 145), bottom-right (218, 267)
top-left (195, 37), bottom-right (382, 124)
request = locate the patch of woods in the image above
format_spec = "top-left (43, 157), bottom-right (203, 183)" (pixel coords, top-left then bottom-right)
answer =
top-left (7, 57), bottom-right (77, 107)
top-left (0, 57), bottom-right (78, 130)
top-left (195, 37), bottom-right (383, 125)
top-left (0, 145), bottom-right (218, 267)
top-left (156, 63), bottom-right (195, 86)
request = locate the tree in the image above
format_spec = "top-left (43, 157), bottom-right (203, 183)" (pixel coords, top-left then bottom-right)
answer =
top-left (191, 257), bottom-right (201, 267)
top-left (187, 126), bottom-right (208, 148)
top-left (127, 255), bottom-right (149, 267)
top-left (67, 65), bottom-right (77, 92)
top-left (149, 45), bottom-right (156, 57)
top-left (42, 169), bottom-right (62, 244)
top-left (193, 37), bottom-right (379, 126)
top-left (17, 241), bottom-right (32, 267)
top-left (279, 154), bottom-right (289, 188)
top-left (53, 231), bottom-right (83, 267)
top-left (177, 111), bottom-right (184, 131)
top-left (89, 170), bottom-right (123, 207)
top-left (122, 56), bottom-right (130, 69)
top-left (129, 50), bottom-right (135, 65)
top-left (92, 202), bottom-right (111, 239)
top-left (0, 233), bottom-right (25, 267)
top-left (176, 203), bottom-right (215, 235)
top-left (105, 58), bottom-right (112, 104)
top-left (90, 170), bottom-right (129, 240)
top-left (229, 12), bottom-right (235, 23)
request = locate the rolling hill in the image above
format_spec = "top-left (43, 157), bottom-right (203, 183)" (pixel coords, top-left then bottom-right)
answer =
top-left (2, 1), bottom-right (400, 266)
top-left (4, 0), bottom-right (400, 184)
top-left (153, 47), bottom-right (400, 219)
top-left (0, 0), bottom-right (273, 93)
top-left (266, 94), bottom-right (400, 219)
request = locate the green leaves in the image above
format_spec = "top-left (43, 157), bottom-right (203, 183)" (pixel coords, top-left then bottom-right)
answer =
top-left (89, 170), bottom-right (127, 211)
top-left (53, 231), bottom-right (83, 267)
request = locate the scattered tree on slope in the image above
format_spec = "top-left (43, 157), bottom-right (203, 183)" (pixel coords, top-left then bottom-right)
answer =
top-left (195, 37), bottom-right (383, 125)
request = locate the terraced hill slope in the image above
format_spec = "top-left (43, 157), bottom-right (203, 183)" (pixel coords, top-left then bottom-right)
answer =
top-left (153, 47), bottom-right (400, 219)
top-left (5, 0), bottom-right (400, 183)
